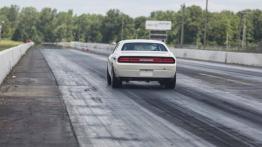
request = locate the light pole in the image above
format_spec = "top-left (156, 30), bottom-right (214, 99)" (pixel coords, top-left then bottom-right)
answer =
top-left (241, 13), bottom-right (247, 49)
top-left (238, 12), bottom-right (248, 49)
top-left (135, 29), bottom-right (139, 39)
top-left (0, 21), bottom-right (4, 40)
top-left (0, 25), bottom-right (2, 40)
top-left (180, 4), bottom-right (185, 48)
top-left (204, 0), bottom-right (208, 49)
top-left (121, 17), bottom-right (124, 40)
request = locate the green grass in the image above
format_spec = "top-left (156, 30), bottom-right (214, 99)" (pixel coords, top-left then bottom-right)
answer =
top-left (0, 40), bottom-right (22, 51)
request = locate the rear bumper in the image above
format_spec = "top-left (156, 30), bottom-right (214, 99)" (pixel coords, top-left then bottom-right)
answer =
top-left (120, 77), bottom-right (173, 81)
top-left (114, 63), bottom-right (176, 79)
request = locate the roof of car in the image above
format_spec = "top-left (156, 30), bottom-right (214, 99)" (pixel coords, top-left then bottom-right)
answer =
top-left (119, 39), bottom-right (165, 44)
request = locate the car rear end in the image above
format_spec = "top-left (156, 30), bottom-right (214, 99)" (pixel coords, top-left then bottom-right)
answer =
top-left (115, 54), bottom-right (176, 81)
top-left (113, 42), bottom-right (176, 81)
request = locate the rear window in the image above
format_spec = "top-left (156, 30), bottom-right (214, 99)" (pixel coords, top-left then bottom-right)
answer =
top-left (121, 43), bottom-right (168, 51)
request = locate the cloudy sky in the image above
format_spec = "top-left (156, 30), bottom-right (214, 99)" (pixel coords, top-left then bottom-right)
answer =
top-left (1, 0), bottom-right (262, 17)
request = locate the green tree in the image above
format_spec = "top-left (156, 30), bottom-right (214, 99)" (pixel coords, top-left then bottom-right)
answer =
top-left (73, 14), bottom-right (103, 42)
top-left (0, 5), bottom-right (261, 49)
top-left (178, 6), bottom-right (203, 45)
top-left (208, 11), bottom-right (239, 47)
top-left (249, 10), bottom-right (262, 43)
top-left (134, 16), bottom-right (148, 39)
top-left (54, 10), bottom-right (74, 41)
top-left (0, 5), bottom-right (19, 38)
top-left (101, 9), bottom-right (124, 43)
top-left (37, 8), bottom-right (57, 42)
top-left (12, 7), bottom-right (41, 42)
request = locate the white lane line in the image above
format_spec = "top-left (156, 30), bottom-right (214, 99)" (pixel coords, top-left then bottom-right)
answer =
top-left (199, 73), bottom-right (252, 86)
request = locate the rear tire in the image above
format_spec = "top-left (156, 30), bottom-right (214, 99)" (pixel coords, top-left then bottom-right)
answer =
top-left (111, 69), bottom-right (122, 88)
top-left (107, 68), bottom-right (111, 85)
top-left (165, 74), bottom-right (176, 89)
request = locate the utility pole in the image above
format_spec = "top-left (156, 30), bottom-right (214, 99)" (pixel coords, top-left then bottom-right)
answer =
top-left (226, 32), bottom-right (229, 49)
top-left (0, 21), bottom-right (3, 40)
top-left (0, 24), bottom-right (2, 40)
top-left (238, 14), bottom-right (243, 49)
top-left (135, 29), bottom-right (138, 39)
top-left (241, 15), bottom-right (247, 49)
top-left (121, 17), bottom-right (124, 40)
top-left (204, 0), bottom-right (209, 49)
top-left (225, 18), bottom-right (230, 49)
top-left (180, 4), bottom-right (185, 48)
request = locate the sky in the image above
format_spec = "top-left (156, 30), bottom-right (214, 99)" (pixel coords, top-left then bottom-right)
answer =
top-left (1, 0), bottom-right (262, 17)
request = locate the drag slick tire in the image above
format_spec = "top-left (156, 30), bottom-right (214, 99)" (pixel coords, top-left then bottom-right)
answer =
top-left (108, 68), bottom-right (122, 88)
top-left (107, 68), bottom-right (111, 85)
top-left (164, 74), bottom-right (176, 89)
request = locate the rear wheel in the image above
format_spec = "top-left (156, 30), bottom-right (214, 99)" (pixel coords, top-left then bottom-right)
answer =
top-left (111, 69), bottom-right (122, 88)
top-left (107, 67), bottom-right (111, 85)
top-left (164, 74), bottom-right (176, 89)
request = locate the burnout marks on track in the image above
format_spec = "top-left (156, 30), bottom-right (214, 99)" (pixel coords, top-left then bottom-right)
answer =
top-left (42, 49), bottom-right (127, 147)
top-left (42, 49), bottom-right (217, 147)
top-left (123, 90), bottom-right (259, 147)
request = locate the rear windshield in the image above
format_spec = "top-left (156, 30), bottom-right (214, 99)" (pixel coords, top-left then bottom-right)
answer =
top-left (121, 43), bottom-right (168, 51)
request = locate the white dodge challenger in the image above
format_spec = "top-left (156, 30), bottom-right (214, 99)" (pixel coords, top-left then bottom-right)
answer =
top-left (107, 39), bottom-right (177, 89)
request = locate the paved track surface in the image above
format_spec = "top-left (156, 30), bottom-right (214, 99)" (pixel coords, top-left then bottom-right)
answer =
top-left (42, 47), bottom-right (262, 147)
top-left (0, 48), bottom-right (78, 147)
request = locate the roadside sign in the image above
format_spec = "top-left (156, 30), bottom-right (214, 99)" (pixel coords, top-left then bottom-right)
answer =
top-left (145, 20), bottom-right (172, 31)
top-left (145, 20), bottom-right (171, 42)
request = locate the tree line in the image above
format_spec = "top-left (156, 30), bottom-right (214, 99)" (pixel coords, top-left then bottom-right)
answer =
top-left (0, 5), bottom-right (262, 50)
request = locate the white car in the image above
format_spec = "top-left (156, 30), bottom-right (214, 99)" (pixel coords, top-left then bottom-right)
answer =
top-left (107, 39), bottom-right (177, 89)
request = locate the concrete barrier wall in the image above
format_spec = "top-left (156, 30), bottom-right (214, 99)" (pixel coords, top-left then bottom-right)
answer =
top-left (70, 42), bottom-right (114, 56)
top-left (59, 42), bottom-right (262, 67)
top-left (171, 48), bottom-right (227, 63)
top-left (0, 42), bottom-right (34, 84)
top-left (226, 52), bottom-right (262, 67)
top-left (172, 48), bottom-right (262, 67)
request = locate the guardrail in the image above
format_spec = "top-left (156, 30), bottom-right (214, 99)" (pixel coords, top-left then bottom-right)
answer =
top-left (0, 42), bottom-right (34, 84)
top-left (58, 42), bottom-right (262, 67)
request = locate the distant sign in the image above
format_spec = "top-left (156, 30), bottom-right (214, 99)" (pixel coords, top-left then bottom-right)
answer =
top-left (146, 20), bottom-right (172, 31)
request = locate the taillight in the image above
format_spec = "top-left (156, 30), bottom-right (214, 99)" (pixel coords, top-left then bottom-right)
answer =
top-left (118, 57), bottom-right (130, 62)
top-left (118, 56), bottom-right (175, 64)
